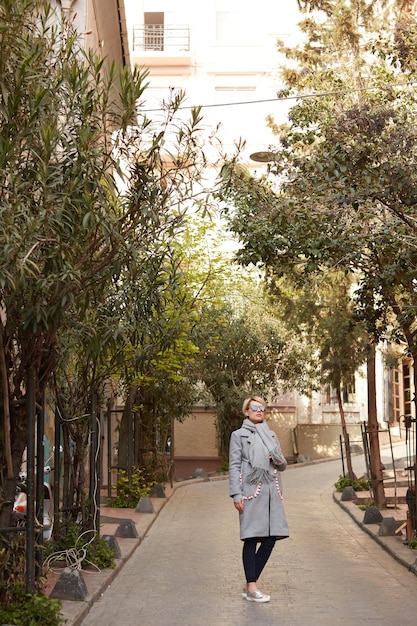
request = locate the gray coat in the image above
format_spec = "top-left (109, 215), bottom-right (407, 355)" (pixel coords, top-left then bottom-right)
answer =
top-left (229, 424), bottom-right (289, 541)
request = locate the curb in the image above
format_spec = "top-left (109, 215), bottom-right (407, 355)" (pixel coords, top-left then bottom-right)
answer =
top-left (333, 492), bottom-right (417, 576)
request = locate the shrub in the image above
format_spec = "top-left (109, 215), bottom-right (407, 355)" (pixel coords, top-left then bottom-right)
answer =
top-left (0, 584), bottom-right (62, 626)
top-left (44, 523), bottom-right (116, 570)
top-left (109, 466), bottom-right (155, 508)
top-left (334, 474), bottom-right (370, 492)
top-left (220, 460), bottom-right (229, 472)
top-left (359, 501), bottom-right (375, 511)
top-left (0, 534), bottom-right (46, 606)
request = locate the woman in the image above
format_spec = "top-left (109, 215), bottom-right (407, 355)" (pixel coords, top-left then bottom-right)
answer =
top-left (229, 396), bottom-right (289, 603)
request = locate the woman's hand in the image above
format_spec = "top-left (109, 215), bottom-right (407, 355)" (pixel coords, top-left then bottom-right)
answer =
top-left (234, 499), bottom-right (244, 513)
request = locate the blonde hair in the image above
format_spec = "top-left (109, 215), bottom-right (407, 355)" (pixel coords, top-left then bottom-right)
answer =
top-left (242, 396), bottom-right (267, 415)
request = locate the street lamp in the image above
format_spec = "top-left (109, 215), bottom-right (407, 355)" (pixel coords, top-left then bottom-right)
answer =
top-left (249, 151), bottom-right (275, 163)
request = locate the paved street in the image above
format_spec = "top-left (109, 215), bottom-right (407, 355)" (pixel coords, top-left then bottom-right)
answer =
top-left (80, 456), bottom-right (417, 626)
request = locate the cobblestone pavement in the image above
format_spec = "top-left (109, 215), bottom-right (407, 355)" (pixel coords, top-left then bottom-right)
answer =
top-left (80, 454), bottom-right (417, 626)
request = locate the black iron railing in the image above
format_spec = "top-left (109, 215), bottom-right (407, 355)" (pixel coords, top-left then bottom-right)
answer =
top-left (403, 414), bottom-right (417, 532)
top-left (132, 24), bottom-right (190, 52)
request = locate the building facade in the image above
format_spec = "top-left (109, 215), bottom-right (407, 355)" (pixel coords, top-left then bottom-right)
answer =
top-left (54, 0), bottom-right (130, 69)
top-left (126, 0), bottom-right (300, 163)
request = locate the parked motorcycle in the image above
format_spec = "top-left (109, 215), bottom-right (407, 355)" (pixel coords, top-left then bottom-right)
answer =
top-left (13, 465), bottom-right (54, 540)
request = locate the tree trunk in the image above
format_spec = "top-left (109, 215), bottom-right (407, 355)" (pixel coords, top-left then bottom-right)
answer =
top-left (0, 330), bottom-right (13, 480)
top-left (336, 384), bottom-right (356, 481)
top-left (367, 346), bottom-right (386, 509)
top-left (118, 385), bottom-right (138, 474)
top-left (411, 347), bottom-right (417, 523)
top-left (0, 403), bottom-right (29, 535)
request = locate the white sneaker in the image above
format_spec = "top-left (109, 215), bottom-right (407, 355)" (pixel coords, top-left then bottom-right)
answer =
top-left (245, 590), bottom-right (270, 603)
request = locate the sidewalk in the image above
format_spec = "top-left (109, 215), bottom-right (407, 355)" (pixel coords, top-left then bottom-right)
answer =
top-left (49, 441), bottom-right (417, 626)
top-left (334, 492), bottom-right (417, 574)
top-left (335, 438), bottom-right (417, 576)
top-left (47, 478), bottom-right (225, 626)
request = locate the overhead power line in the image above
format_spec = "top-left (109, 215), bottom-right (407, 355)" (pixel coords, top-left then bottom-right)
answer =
top-left (141, 79), bottom-right (417, 113)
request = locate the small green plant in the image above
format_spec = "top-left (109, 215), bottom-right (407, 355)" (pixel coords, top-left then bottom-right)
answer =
top-left (44, 523), bottom-right (116, 570)
top-left (88, 534), bottom-right (116, 569)
top-left (110, 466), bottom-right (155, 508)
top-left (334, 475), bottom-right (370, 492)
top-left (408, 537), bottom-right (417, 550)
top-left (359, 500), bottom-right (375, 511)
top-left (0, 584), bottom-right (62, 626)
top-left (0, 534), bottom-right (47, 607)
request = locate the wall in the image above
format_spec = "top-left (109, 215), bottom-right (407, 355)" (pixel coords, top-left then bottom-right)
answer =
top-left (172, 407), bottom-right (394, 479)
top-left (266, 408), bottom-right (297, 462)
top-left (294, 423), bottom-right (364, 461)
top-left (173, 407), bottom-right (222, 478)
top-left (173, 406), bottom-right (298, 479)
top-left (126, 0), bottom-right (302, 164)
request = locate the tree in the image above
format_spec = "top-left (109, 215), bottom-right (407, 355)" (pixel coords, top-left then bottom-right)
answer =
top-left (113, 251), bottom-right (200, 482)
top-left (172, 215), bottom-right (312, 460)
top-left (0, 0), bottom-right (218, 541)
top-left (218, 0), bottom-right (417, 506)
top-left (268, 270), bottom-right (370, 480)
top-left (316, 275), bottom-right (370, 481)
top-left (191, 300), bottom-right (284, 458)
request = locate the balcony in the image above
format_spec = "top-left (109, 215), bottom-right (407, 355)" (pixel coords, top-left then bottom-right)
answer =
top-left (132, 24), bottom-right (192, 67)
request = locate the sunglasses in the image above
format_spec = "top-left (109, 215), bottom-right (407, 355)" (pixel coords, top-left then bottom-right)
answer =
top-left (249, 404), bottom-right (265, 412)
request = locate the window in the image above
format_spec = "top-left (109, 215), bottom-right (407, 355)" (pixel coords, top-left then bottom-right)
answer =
top-left (323, 385), bottom-right (338, 405)
top-left (322, 380), bottom-right (356, 404)
top-left (144, 12), bottom-right (164, 51)
top-left (392, 368), bottom-right (401, 423)
top-left (403, 361), bottom-right (412, 417)
top-left (342, 380), bottom-right (356, 404)
top-left (211, 86), bottom-right (256, 147)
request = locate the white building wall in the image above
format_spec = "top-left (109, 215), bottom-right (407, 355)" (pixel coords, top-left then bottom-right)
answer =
top-left (125, 0), bottom-right (302, 163)
top-left (296, 353), bottom-right (389, 428)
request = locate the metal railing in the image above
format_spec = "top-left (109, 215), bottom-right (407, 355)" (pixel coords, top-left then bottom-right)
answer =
top-left (132, 24), bottom-right (190, 52)
top-left (403, 414), bottom-right (417, 532)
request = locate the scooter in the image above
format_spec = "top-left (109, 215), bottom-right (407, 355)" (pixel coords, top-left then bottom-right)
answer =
top-left (13, 465), bottom-right (54, 540)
